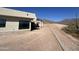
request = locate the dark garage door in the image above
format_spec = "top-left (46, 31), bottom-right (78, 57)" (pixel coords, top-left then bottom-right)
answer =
top-left (19, 20), bottom-right (30, 29)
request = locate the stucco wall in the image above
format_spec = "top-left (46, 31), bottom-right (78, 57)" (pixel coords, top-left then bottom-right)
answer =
top-left (0, 8), bottom-right (37, 32)
top-left (0, 21), bottom-right (31, 32)
top-left (6, 21), bottom-right (19, 31)
top-left (0, 15), bottom-right (33, 32)
top-left (0, 21), bottom-right (19, 32)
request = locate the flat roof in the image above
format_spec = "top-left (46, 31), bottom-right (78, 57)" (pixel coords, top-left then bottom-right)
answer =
top-left (0, 8), bottom-right (36, 19)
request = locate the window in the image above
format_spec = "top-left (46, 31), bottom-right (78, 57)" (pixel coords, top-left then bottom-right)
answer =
top-left (0, 18), bottom-right (6, 27)
top-left (19, 20), bottom-right (30, 29)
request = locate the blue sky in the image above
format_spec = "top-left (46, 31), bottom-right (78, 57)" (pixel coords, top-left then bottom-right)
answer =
top-left (6, 7), bottom-right (79, 22)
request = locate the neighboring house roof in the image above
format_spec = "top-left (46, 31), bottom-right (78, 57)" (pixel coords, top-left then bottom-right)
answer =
top-left (0, 8), bottom-right (36, 19)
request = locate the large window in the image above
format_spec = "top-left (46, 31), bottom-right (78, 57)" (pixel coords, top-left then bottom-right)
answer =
top-left (19, 20), bottom-right (30, 29)
top-left (0, 18), bottom-right (6, 27)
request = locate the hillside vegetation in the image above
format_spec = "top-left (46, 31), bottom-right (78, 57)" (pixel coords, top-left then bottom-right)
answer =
top-left (61, 18), bottom-right (79, 39)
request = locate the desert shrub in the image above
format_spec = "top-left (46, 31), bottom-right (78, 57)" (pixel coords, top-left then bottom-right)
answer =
top-left (62, 23), bottom-right (79, 39)
top-left (64, 24), bottom-right (78, 32)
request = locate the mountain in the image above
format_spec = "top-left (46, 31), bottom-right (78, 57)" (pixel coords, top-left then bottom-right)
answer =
top-left (59, 18), bottom-right (79, 25)
top-left (37, 18), bottom-right (54, 24)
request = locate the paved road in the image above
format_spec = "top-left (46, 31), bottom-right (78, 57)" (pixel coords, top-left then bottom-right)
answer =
top-left (0, 24), bottom-right (79, 51)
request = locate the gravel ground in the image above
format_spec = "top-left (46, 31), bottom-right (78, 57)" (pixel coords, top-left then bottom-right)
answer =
top-left (0, 24), bottom-right (79, 51)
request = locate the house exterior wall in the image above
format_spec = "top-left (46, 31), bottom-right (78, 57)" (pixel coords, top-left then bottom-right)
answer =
top-left (0, 8), bottom-right (37, 32)
top-left (0, 21), bottom-right (19, 32)
top-left (0, 20), bottom-right (31, 32)
top-left (0, 16), bottom-right (32, 32)
top-left (6, 21), bottom-right (19, 31)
